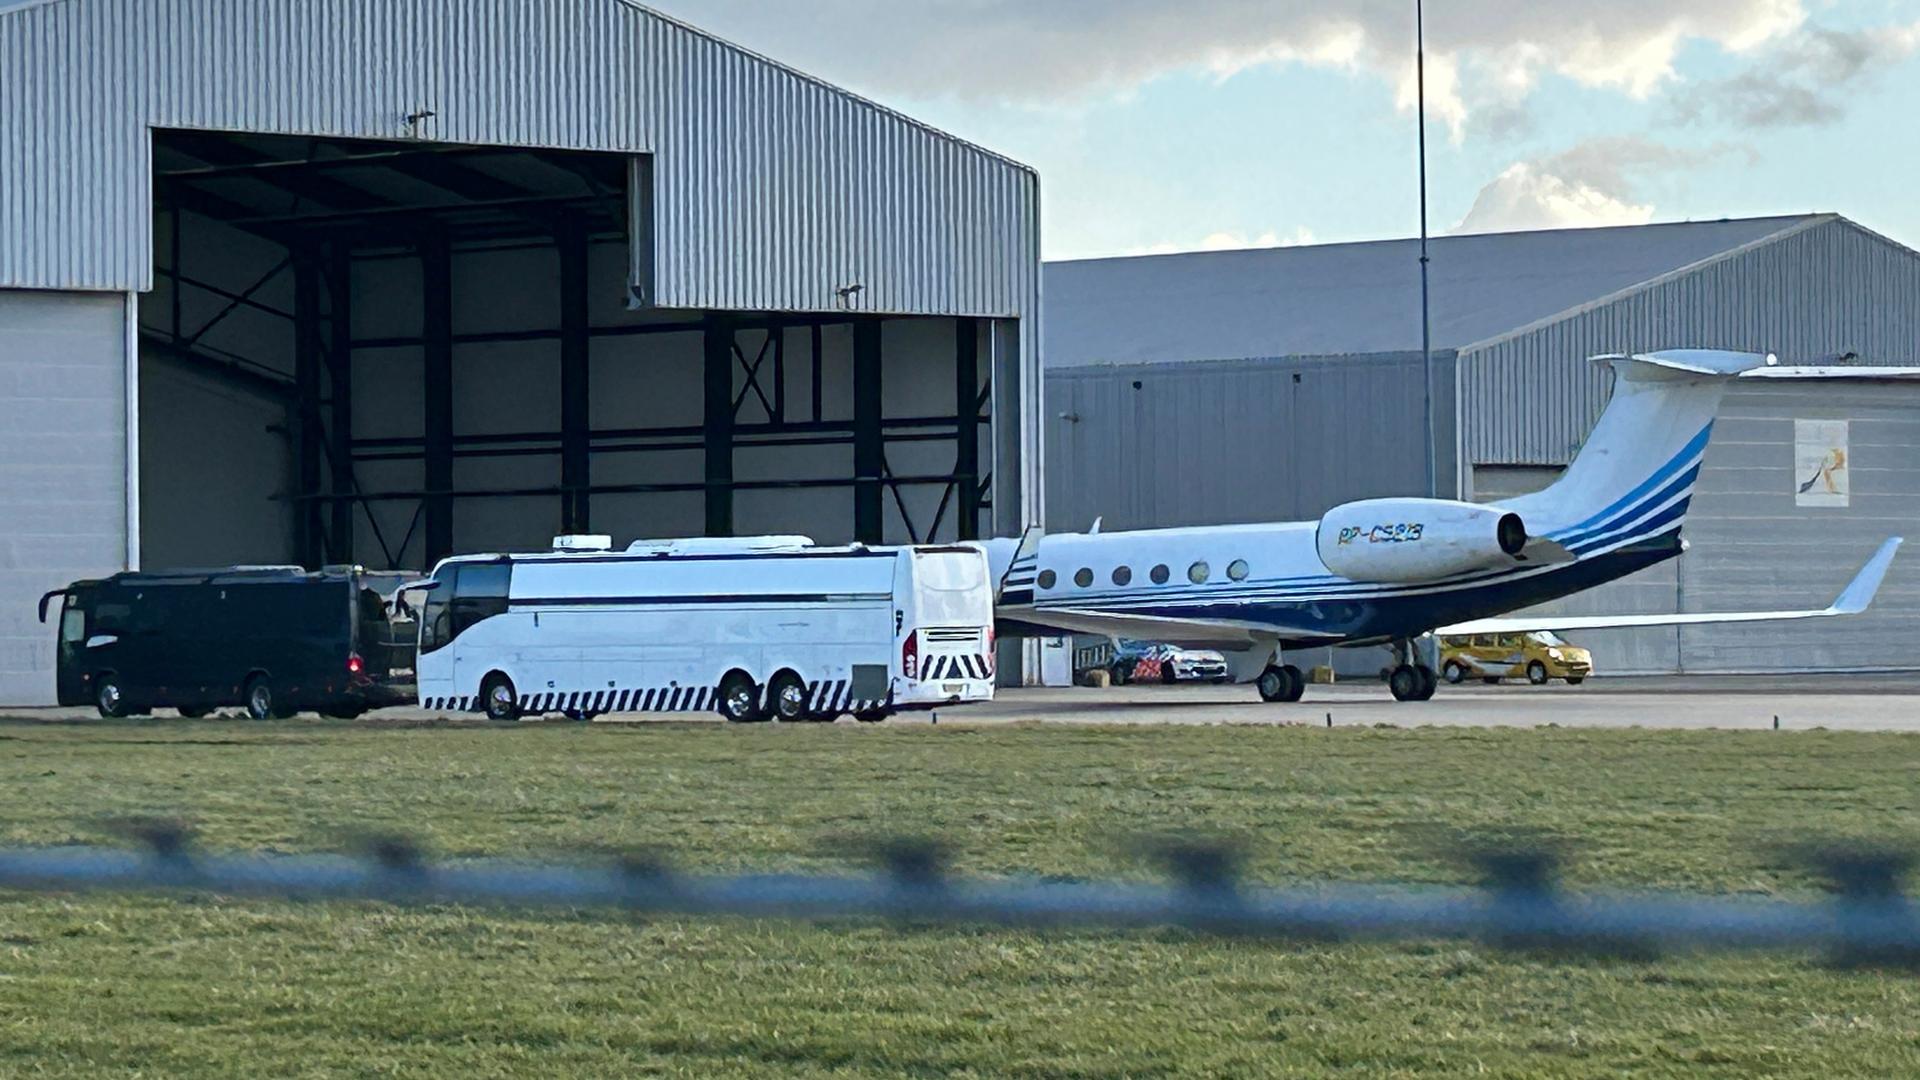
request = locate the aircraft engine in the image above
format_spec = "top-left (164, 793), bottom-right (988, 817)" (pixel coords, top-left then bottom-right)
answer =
top-left (1315, 498), bottom-right (1528, 583)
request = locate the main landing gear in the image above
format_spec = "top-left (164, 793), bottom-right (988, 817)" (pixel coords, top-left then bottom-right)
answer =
top-left (1256, 663), bottom-right (1306, 703)
top-left (1386, 640), bottom-right (1438, 702)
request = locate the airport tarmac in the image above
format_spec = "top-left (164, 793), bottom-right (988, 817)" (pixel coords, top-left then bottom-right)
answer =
top-left (948, 675), bottom-right (1920, 731)
top-left (2, 675), bottom-right (1915, 730)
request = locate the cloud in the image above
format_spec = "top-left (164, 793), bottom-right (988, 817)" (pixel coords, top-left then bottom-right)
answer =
top-left (1670, 21), bottom-right (1920, 128)
top-left (1124, 225), bottom-right (1318, 256)
top-left (1453, 137), bottom-right (1746, 234)
top-left (1454, 163), bottom-right (1656, 234)
top-left (648, 0), bottom-right (1807, 139)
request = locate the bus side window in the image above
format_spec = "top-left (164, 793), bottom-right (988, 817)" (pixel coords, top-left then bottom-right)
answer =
top-left (92, 601), bottom-right (132, 634)
top-left (450, 562), bottom-right (511, 637)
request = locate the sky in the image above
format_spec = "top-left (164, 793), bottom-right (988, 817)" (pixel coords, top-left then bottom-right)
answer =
top-left (644, 0), bottom-right (1920, 261)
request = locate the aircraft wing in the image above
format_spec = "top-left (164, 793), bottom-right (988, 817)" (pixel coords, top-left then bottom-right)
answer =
top-left (1437, 537), bottom-right (1902, 636)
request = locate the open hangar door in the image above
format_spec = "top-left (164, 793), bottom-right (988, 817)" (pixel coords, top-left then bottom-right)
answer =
top-left (142, 129), bottom-right (996, 574)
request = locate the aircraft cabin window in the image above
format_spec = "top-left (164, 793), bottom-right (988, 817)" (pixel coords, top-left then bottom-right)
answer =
top-left (1188, 561), bottom-right (1210, 584)
top-left (1112, 566), bottom-right (1132, 586)
top-left (1227, 559), bottom-right (1250, 581)
top-left (1037, 569), bottom-right (1057, 590)
top-left (1150, 564), bottom-right (1170, 585)
top-left (1074, 568), bottom-right (1094, 588)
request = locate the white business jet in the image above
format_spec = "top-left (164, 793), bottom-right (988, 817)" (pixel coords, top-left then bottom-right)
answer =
top-left (984, 350), bottom-right (1910, 702)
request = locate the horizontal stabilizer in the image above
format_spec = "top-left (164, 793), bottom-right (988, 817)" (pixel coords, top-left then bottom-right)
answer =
top-left (1437, 537), bottom-right (1902, 636)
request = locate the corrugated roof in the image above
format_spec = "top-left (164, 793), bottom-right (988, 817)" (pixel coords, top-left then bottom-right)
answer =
top-left (1044, 215), bottom-right (1825, 367)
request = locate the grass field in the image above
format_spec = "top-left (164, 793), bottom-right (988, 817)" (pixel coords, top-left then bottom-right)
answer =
top-left (2, 717), bottom-right (1919, 1077)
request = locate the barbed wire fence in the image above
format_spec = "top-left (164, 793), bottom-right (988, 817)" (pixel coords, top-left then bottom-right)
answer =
top-left (2, 822), bottom-right (1918, 969)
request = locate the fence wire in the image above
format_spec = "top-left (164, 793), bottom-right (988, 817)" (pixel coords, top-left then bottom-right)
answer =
top-left (2, 827), bottom-right (1917, 969)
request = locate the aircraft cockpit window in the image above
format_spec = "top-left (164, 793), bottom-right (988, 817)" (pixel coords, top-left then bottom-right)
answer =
top-left (1037, 569), bottom-right (1057, 590)
top-left (1074, 568), bottom-right (1094, 588)
top-left (1188, 561), bottom-right (1210, 584)
top-left (1112, 566), bottom-right (1132, 586)
top-left (1227, 559), bottom-right (1250, 581)
top-left (1150, 564), bottom-right (1171, 585)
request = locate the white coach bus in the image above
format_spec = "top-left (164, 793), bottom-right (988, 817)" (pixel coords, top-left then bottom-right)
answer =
top-left (411, 536), bottom-right (996, 723)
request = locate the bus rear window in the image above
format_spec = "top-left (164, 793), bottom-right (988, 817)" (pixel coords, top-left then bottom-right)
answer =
top-left (912, 551), bottom-right (983, 593)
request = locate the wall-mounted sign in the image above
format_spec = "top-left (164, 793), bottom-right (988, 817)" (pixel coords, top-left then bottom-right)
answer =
top-left (1794, 419), bottom-right (1849, 507)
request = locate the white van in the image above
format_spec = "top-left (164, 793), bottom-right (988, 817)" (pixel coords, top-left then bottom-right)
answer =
top-left (412, 536), bottom-right (996, 722)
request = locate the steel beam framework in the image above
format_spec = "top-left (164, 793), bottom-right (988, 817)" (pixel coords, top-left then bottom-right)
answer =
top-left (148, 131), bottom-right (996, 570)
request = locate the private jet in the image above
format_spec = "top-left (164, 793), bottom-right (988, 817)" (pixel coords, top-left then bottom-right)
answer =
top-left (985, 350), bottom-right (1909, 702)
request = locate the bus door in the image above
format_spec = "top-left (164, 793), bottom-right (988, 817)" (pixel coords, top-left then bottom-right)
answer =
top-left (417, 562), bottom-right (514, 695)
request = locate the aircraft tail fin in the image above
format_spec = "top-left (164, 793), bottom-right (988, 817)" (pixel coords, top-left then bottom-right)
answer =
top-left (1498, 351), bottom-right (1920, 558)
top-left (1496, 351), bottom-right (1765, 548)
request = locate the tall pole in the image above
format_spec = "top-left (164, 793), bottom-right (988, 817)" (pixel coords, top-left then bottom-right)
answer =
top-left (1416, 0), bottom-right (1435, 500)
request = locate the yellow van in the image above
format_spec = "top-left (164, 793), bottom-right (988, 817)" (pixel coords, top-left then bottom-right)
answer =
top-left (1439, 631), bottom-right (1592, 686)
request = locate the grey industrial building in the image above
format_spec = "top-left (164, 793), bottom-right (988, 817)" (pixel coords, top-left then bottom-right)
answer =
top-left (0, 0), bottom-right (1041, 705)
top-left (1046, 215), bottom-right (1920, 675)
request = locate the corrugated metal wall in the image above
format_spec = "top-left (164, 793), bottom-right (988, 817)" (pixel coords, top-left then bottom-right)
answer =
top-left (1460, 218), bottom-right (1920, 466)
top-left (1044, 352), bottom-right (1454, 533)
top-left (1497, 379), bottom-right (1920, 674)
top-left (0, 0), bottom-right (1039, 320)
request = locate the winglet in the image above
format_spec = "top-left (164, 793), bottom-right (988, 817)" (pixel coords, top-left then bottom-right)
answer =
top-left (1830, 537), bottom-right (1902, 615)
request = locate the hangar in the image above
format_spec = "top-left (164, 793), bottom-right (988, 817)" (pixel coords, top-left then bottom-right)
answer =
top-left (1045, 215), bottom-right (1920, 675)
top-left (0, 0), bottom-right (1041, 704)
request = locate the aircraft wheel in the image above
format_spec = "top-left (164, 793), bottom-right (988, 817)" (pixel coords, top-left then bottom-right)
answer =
top-left (1482, 676), bottom-right (1502, 685)
top-left (1256, 664), bottom-right (1296, 703)
top-left (853, 708), bottom-right (891, 723)
top-left (1442, 661), bottom-right (1467, 685)
top-left (1159, 662), bottom-right (1178, 685)
top-left (1388, 664), bottom-right (1424, 702)
top-left (176, 704), bottom-right (211, 719)
top-left (1565, 676), bottom-right (1586, 686)
top-left (1414, 665), bottom-right (1438, 700)
top-left (1527, 661), bottom-right (1550, 686)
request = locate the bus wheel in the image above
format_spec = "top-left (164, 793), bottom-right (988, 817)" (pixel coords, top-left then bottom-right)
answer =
top-left (480, 674), bottom-right (521, 722)
top-left (767, 671), bottom-right (809, 723)
top-left (245, 676), bottom-right (293, 720)
top-left (717, 671), bottom-right (764, 723)
top-left (95, 675), bottom-right (132, 719)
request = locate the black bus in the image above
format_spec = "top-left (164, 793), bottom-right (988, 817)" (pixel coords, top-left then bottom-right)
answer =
top-left (38, 567), bottom-right (416, 719)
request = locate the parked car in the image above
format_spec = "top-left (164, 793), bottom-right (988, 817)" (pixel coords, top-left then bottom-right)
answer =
top-left (1439, 631), bottom-right (1593, 686)
top-left (39, 566), bottom-right (417, 719)
top-left (1108, 640), bottom-right (1231, 684)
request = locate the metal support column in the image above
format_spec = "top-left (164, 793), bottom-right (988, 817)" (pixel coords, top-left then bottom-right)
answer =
top-left (292, 252), bottom-right (324, 568)
top-left (853, 319), bottom-right (884, 544)
top-left (326, 241), bottom-right (353, 563)
top-left (558, 219), bottom-right (591, 534)
top-left (702, 312), bottom-right (735, 537)
top-left (422, 233), bottom-right (455, 567)
top-left (955, 319), bottom-right (981, 541)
